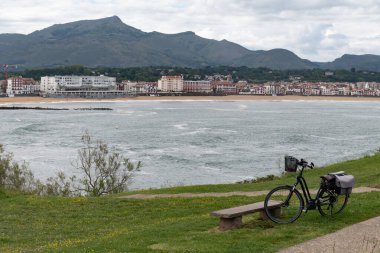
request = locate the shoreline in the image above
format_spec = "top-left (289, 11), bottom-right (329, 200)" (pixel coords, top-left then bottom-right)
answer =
top-left (2, 95), bottom-right (380, 104)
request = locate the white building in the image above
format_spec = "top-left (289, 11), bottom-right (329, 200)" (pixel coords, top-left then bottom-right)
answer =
top-left (6, 77), bottom-right (39, 96)
top-left (122, 81), bottom-right (157, 94)
top-left (158, 76), bottom-right (183, 92)
top-left (183, 80), bottom-right (211, 93)
top-left (40, 75), bottom-right (116, 93)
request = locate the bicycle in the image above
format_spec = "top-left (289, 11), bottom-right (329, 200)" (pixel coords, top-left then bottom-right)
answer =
top-left (264, 156), bottom-right (351, 224)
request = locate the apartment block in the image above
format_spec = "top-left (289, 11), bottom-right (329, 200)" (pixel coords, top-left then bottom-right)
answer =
top-left (6, 77), bottom-right (38, 96)
top-left (183, 80), bottom-right (211, 93)
top-left (40, 75), bottom-right (116, 93)
top-left (122, 80), bottom-right (157, 94)
top-left (158, 76), bottom-right (184, 92)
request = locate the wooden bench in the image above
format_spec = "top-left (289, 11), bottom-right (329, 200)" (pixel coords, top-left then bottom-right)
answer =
top-left (211, 200), bottom-right (282, 230)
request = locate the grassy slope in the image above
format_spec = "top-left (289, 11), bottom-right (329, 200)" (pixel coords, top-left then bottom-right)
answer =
top-left (124, 153), bottom-right (380, 195)
top-left (0, 154), bottom-right (380, 253)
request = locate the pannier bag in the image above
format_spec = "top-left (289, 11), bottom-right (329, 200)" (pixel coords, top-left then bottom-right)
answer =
top-left (321, 174), bottom-right (336, 190)
top-left (285, 156), bottom-right (299, 172)
top-left (328, 171), bottom-right (355, 195)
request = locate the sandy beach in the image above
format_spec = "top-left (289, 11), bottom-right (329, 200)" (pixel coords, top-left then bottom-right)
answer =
top-left (1, 95), bottom-right (380, 104)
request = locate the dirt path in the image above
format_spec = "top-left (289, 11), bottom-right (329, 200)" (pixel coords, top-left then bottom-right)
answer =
top-left (120, 186), bottom-right (380, 199)
top-left (277, 216), bottom-right (380, 253)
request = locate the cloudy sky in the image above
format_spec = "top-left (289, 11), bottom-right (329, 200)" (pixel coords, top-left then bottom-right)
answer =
top-left (1, 0), bottom-right (380, 62)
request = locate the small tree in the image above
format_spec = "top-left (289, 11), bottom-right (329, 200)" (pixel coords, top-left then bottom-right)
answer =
top-left (73, 132), bottom-right (141, 196)
top-left (0, 144), bottom-right (10, 187)
top-left (0, 144), bottom-right (36, 192)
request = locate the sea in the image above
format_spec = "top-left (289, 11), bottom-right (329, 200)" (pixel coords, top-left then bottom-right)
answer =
top-left (1, 99), bottom-right (380, 190)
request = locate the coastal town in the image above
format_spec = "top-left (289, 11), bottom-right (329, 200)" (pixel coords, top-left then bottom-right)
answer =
top-left (1, 73), bottom-right (380, 98)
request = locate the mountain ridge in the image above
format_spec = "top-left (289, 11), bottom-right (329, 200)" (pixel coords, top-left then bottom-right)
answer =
top-left (1, 16), bottom-right (380, 71)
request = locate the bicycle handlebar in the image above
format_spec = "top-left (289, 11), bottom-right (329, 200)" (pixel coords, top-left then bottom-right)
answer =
top-left (297, 159), bottom-right (314, 169)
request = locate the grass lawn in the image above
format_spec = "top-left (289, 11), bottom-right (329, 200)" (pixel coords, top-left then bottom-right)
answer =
top-left (123, 152), bottom-right (380, 195)
top-left (1, 153), bottom-right (380, 252)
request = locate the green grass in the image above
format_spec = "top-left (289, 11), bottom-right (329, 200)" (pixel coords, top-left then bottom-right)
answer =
top-left (122, 152), bottom-right (380, 195)
top-left (1, 153), bottom-right (380, 253)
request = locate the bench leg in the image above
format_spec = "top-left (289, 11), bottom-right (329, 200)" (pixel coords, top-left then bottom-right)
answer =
top-left (260, 207), bottom-right (281, 220)
top-left (219, 217), bottom-right (242, 230)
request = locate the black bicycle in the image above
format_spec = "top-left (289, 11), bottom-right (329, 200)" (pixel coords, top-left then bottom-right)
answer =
top-left (264, 156), bottom-right (350, 224)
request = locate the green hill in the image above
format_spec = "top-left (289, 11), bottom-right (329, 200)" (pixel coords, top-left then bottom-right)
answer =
top-left (0, 16), bottom-right (316, 70)
top-left (320, 54), bottom-right (380, 72)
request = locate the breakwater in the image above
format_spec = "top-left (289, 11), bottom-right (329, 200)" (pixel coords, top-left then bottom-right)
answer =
top-left (0, 106), bottom-right (112, 111)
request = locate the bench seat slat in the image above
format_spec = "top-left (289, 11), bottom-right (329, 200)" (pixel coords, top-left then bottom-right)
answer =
top-left (211, 200), bottom-right (282, 218)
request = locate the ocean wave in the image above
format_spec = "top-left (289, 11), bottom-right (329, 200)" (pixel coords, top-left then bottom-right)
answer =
top-left (208, 108), bottom-right (241, 112)
top-left (153, 107), bottom-right (187, 110)
top-left (13, 123), bottom-right (46, 133)
top-left (179, 128), bottom-right (210, 136)
top-left (173, 123), bottom-right (188, 130)
top-left (136, 111), bottom-right (158, 117)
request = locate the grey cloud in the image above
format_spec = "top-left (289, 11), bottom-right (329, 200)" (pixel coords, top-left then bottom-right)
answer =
top-left (220, 0), bottom-right (359, 13)
top-left (323, 34), bottom-right (349, 51)
top-left (298, 24), bottom-right (332, 54)
top-left (297, 24), bottom-right (349, 56)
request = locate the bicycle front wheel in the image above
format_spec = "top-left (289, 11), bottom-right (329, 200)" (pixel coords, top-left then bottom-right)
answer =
top-left (264, 185), bottom-right (304, 224)
top-left (317, 188), bottom-right (348, 216)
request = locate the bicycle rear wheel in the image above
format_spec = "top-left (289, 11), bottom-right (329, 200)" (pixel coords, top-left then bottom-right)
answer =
top-left (264, 185), bottom-right (304, 224)
top-left (317, 188), bottom-right (348, 216)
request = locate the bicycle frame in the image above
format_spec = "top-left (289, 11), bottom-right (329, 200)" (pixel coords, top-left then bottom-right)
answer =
top-left (289, 166), bottom-right (323, 211)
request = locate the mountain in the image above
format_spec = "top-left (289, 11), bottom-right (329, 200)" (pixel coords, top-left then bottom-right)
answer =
top-left (235, 49), bottom-right (318, 69)
top-left (318, 54), bottom-right (380, 72)
top-left (0, 16), bottom-right (379, 71)
top-left (0, 16), bottom-right (316, 70)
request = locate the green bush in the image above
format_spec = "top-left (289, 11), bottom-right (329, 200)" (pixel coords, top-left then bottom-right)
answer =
top-left (0, 144), bottom-right (36, 192)
top-left (72, 132), bottom-right (142, 196)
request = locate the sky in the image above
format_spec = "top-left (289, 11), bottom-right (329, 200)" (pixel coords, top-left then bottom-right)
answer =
top-left (1, 0), bottom-right (380, 62)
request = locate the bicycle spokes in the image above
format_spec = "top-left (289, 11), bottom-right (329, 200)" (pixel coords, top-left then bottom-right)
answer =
top-left (317, 189), bottom-right (348, 216)
top-left (264, 186), bottom-right (303, 224)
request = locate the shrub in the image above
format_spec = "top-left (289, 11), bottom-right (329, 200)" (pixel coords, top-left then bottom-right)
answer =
top-left (72, 132), bottom-right (142, 196)
top-left (0, 144), bottom-right (36, 192)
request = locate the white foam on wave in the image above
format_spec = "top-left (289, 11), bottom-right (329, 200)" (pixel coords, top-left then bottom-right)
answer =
top-left (213, 129), bottom-right (237, 134)
top-left (202, 149), bottom-right (221, 155)
top-left (200, 165), bottom-right (222, 173)
top-left (154, 107), bottom-right (186, 110)
top-left (208, 108), bottom-right (240, 112)
top-left (135, 170), bottom-right (153, 176)
top-left (148, 147), bottom-right (181, 155)
top-left (173, 123), bottom-right (188, 130)
top-left (307, 134), bottom-right (341, 141)
top-left (179, 127), bottom-right (210, 136)
top-left (136, 111), bottom-right (158, 117)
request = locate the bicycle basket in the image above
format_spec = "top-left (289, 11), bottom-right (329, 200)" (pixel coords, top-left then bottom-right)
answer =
top-left (285, 156), bottom-right (298, 172)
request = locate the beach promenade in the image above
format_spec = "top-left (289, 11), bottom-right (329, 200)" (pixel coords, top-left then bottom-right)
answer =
top-left (2, 95), bottom-right (380, 104)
